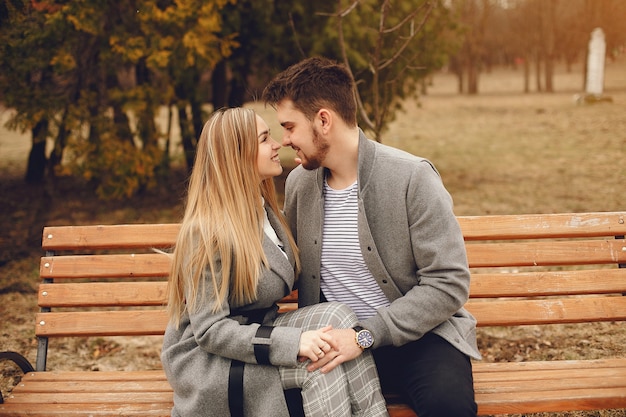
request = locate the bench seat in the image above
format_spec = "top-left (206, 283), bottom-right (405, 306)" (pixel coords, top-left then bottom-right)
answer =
top-left (1, 211), bottom-right (625, 416)
top-left (4, 359), bottom-right (626, 416)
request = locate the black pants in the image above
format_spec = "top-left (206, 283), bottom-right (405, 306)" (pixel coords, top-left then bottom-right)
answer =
top-left (373, 332), bottom-right (477, 417)
top-left (284, 388), bottom-right (305, 417)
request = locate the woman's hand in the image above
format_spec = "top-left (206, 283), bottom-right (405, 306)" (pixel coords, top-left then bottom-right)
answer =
top-left (306, 328), bottom-right (363, 374)
top-left (298, 325), bottom-right (336, 362)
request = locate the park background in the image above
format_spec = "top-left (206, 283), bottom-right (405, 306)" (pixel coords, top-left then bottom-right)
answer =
top-left (1, 1), bottom-right (625, 416)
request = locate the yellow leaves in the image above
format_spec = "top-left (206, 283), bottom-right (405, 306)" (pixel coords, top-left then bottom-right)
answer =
top-left (110, 36), bottom-right (147, 63)
top-left (147, 50), bottom-right (172, 69)
top-left (197, 9), bottom-right (222, 33)
top-left (64, 5), bottom-right (100, 35)
top-left (90, 138), bottom-right (162, 200)
top-left (114, 1), bottom-right (238, 69)
top-left (62, 131), bottom-right (163, 200)
top-left (221, 33), bottom-right (240, 58)
top-left (50, 50), bottom-right (76, 71)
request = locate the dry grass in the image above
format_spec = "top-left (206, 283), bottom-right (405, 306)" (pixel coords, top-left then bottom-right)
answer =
top-left (384, 64), bottom-right (626, 217)
top-left (1, 56), bottom-right (625, 416)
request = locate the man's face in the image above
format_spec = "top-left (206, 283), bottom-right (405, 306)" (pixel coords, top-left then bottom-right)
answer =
top-left (276, 99), bottom-right (329, 170)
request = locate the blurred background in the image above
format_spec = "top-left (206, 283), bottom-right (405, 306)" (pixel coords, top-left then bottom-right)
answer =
top-left (1, 0), bottom-right (624, 199)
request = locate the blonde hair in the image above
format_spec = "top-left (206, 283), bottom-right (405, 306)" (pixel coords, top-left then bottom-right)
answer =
top-left (167, 107), bottom-right (299, 328)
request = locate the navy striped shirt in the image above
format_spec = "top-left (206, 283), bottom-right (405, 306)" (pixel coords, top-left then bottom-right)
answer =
top-left (320, 180), bottom-right (390, 320)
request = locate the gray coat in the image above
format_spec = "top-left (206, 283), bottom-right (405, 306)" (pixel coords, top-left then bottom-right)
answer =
top-left (161, 207), bottom-right (301, 417)
top-left (284, 131), bottom-right (481, 360)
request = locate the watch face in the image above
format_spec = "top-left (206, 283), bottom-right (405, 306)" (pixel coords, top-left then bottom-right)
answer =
top-left (357, 330), bottom-right (374, 348)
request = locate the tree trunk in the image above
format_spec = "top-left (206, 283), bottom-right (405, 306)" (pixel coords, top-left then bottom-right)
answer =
top-left (113, 104), bottom-right (134, 144)
top-left (535, 57), bottom-right (542, 92)
top-left (49, 118), bottom-right (69, 179)
top-left (467, 63), bottom-right (479, 95)
top-left (545, 58), bottom-right (554, 92)
top-left (135, 59), bottom-right (157, 148)
top-left (178, 106), bottom-right (195, 172)
top-left (190, 97), bottom-right (203, 144)
top-left (543, 0), bottom-right (557, 93)
top-left (228, 75), bottom-right (247, 107)
top-left (523, 56), bottom-right (530, 93)
top-left (25, 119), bottom-right (48, 184)
top-left (211, 60), bottom-right (228, 110)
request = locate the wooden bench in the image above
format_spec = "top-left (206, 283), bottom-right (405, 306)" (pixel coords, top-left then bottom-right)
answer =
top-left (1, 211), bottom-right (625, 416)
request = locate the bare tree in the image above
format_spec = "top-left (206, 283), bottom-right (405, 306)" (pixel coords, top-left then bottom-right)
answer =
top-left (328, 0), bottom-right (445, 140)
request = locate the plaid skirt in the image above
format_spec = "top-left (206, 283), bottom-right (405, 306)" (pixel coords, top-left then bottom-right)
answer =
top-left (274, 302), bottom-right (389, 417)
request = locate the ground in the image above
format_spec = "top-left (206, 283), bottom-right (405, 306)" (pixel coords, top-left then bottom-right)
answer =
top-left (1, 57), bottom-right (625, 416)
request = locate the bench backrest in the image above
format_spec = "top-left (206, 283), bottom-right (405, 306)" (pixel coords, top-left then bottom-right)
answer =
top-left (37, 212), bottom-right (626, 371)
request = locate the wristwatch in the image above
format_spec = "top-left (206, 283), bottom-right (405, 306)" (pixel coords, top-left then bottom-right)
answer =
top-left (353, 326), bottom-right (374, 350)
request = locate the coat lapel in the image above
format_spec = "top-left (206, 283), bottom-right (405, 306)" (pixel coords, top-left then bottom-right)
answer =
top-left (264, 207), bottom-right (296, 291)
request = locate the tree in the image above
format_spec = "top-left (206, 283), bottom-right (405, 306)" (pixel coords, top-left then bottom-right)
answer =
top-left (0, 0), bottom-right (62, 183)
top-left (210, 0), bottom-right (335, 109)
top-left (209, 0), bottom-right (457, 142)
top-left (447, 0), bottom-right (493, 95)
top-left (320, 0), bottom-right (458, 140)
top-left (0, 0), bottom-right (237, 198)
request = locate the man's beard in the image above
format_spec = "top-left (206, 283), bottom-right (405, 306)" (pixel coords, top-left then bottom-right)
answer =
top-left (300, 126), bottom-right (330, 170)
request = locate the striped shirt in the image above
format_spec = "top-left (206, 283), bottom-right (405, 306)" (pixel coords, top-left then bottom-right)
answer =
top-left (320, 180), bottom-right (390, 320)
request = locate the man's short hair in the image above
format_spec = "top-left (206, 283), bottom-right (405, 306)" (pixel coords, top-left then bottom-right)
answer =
top-left (262, 57), bottom-right (358, 127)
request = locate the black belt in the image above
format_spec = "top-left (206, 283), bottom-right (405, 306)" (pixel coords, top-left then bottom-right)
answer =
top-left (227, 308), bottom-right (275, 417)
top-left (228, 360), bottom-right (245, 417)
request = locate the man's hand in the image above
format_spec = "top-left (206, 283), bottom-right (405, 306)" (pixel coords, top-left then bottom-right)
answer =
top-left (305, 328), bottom-right (363, 374)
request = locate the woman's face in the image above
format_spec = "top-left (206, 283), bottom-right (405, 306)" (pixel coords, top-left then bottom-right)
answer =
top-left (255, 114), bottom-right (283, 180)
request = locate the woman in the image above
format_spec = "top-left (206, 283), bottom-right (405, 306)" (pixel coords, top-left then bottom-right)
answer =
top-left (161, 107), bottom-right (388, 417)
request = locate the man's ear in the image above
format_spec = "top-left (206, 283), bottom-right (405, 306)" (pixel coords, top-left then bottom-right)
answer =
top-left (317, 108), bottom-right (332, 133)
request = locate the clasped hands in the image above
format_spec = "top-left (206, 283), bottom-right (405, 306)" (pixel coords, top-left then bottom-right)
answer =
top-left (298, 326), bottom-right (363, 374)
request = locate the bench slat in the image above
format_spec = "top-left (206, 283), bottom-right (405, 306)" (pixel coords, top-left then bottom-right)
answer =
top-left (40, 254), bottom-right (170, 279)
top-left (34, 295), bottom-right (626, 337)
top-left (469, 269), bottom-right (626, 297)
top-left (39, 239), bottom-right (626, 280)
top-left (3, 392), bottom-right (169, 404)
top-left (13, 379), bottom-right (171, 394)
top-left (466, 239), bottom-right (626, 267)
top-left (476, 387), bottom-right (626, 414)
top-left (18, 366), bottom-right (624, 394)
top-left (15, 370), bottom-right (167, 382)
top-left (467, 296), bottom-right (626, 326)
top-left (35, 310), bottom-right (168, 337)
top-left (475, 374), bottom-right (626, 392)
top-left (40, 213), bottom-right (626, 250)
top-left (3, 360), bottom-right (625, 416)
top-left (36, 269), bottom-right (626, 307)
top-left (38, 269), bottom-right (626, 309)
top-left (42, 224), bottom-right (180, 250)
top-left (474, 357), bottom-right (626, 373)
top-left (39, 282), bottom-right (167, 307)
top-left (459, 212), bottom-right (626, 240)
top-left (0, 403), bottom-right (172, 416)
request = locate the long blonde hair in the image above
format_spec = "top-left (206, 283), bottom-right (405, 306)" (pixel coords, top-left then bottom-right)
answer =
top-left (167, 107), bottom-right (299, 328)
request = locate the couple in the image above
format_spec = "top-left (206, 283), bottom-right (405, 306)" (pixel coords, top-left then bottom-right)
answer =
top-left (161, 57), bottom-right (481, 417)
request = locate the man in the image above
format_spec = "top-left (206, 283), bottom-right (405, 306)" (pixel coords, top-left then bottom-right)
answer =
top-left (263, 57), bottom-right (480, 417)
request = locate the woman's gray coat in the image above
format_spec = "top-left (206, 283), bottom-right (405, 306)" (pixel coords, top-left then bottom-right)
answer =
top-left (161, 207), bottom-right (301, 417)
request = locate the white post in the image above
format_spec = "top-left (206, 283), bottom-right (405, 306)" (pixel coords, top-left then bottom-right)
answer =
top-left (585, 28), bottom-right (606, 97)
